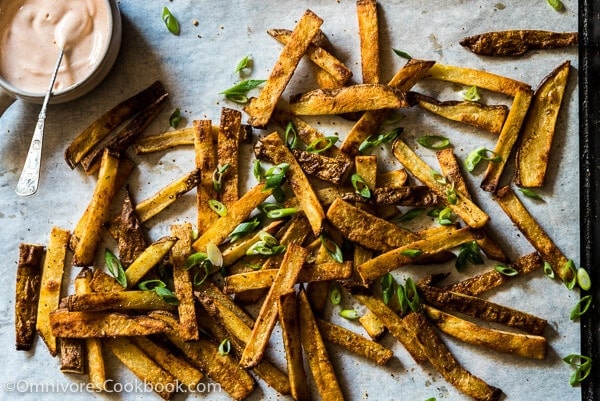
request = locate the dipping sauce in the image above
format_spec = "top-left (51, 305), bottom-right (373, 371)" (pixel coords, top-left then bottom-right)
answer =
top-left (0, 0), bottom-right (111, 94)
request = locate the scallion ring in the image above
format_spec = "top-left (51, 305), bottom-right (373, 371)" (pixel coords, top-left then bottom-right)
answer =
top-left (320, 233), bottom-right (343, 263)
top-left (218, 338), bottom-right (231, 356)
top-left (208, 199), bottom-right (227, 217)
top-left (266, 207), bottom-right (298, 219)
top-left (495, 264), bottom-right (518, 277)
top-left (339, 309), bottom-right (360, 320)
top-left (570, 295), bottom-right (593, 320)
top-left (306, 136), bottom-right (338, 154)
top-left (417, 135), bottom-right (450, 150)
top-left (351, 173), bottom-right (371, 199)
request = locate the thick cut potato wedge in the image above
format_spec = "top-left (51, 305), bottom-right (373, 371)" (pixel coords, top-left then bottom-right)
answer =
top-left (133, 127), bottom-right (195, 154)
top-left (125, 236), bottom-right (178, 288)
top-left (15, 243), bottom-right (44, 351)
top-left (357, 0), bottom-right (380, 84)
top-left (194, 119), bottom-right (219, 234)
top-left (460, 30), bottom-right (578, 57)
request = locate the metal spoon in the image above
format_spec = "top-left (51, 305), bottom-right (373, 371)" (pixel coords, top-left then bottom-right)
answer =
top-left (15, 49), bottom-right (64, 196)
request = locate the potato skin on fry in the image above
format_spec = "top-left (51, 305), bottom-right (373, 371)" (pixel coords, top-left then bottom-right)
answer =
top-left (15, 243), bottom-right (44, 351)
top-left (460, 30), bottom-right (578, 57)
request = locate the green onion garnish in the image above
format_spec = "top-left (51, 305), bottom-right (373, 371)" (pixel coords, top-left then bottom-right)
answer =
top-left (212, 164), bottom-right (230, 192)
top-left (462, 85), bottom-right (481, 102)
top-left (563, 354), bottom-right (592, 386)
top-left (351, 173), bottom-right (371, 199)
top-left (358, 127), bottom-right (402, 153)
top-left (455, 241), bottom-right (483, 272)
top-left (253, 160), bottom-right (265, 182)
top-left (381, 273), bottom-right (395, 305)
top-left (494, 264), bottom-right (518, 277)
top-left (306, 136), bottom-right (338, 154)
top-left (266, 207), bottom-right (298, 219)
top-left (393, 48), bottom-right (412, 60)
top-left (339, 309), bottom-right (360, 320)
top-left (228, 217), bottom-right (261, 242)
top-left (518, 187), bottom-right (544, 201)
top-left (220, 79), bottom-right (266, 104)
top-left (405, 278), bottom-right (421, 312)
top-left (565, 260), bottom-right (578, 290)
top-left (330, 282), bottom-right (342, 305)
top-left (416, 135), bottom-right (451, 150)
top-left (208, 199), bottom-right (227, 217)
top-left (138, 279), bottom-right (179, 305)
top-left (105, 249), bottom-right (127, 288)
top-left (570, 295), bottom-right (593, 320)
top-left (218, 338), bottom-right (231, 355)
top-left (162, 7), bottom-right (180, 35)
top-left (235, 55), bottom-right (251, 74)
top-left (464, 147), bottom-right (501, 172)
top-left (285, 122), bottom-right (299, 149)
top-left (169, 108), bottom-right (181, 128)
top-left (320, 233), bottom-right (343, 263)
top-left (393, 208), bottom-right (425, 224)
top-left (401, 249), bottom-right (423, 258)
top-left (577, 267), bottom-right (592, 291)
top-left (543, 261), bottom-right (555, 279)
top-left (397, 285), bottom-right (409, 315)
top-left (547, 0), bottom-right (564, 11)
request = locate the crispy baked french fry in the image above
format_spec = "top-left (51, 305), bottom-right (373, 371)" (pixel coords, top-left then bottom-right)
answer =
top-left (278, 292), bottom-right (310, 401)
top-left (254, 133), bottom-right (325, 236)
top-left (245, 9), bottom-right (323, 128)
top-left (392, 138), bottom-right (489, 228)
top-left (445, 252), bottom-right (543, 296)
top-left (133, 127), bottom-right (195, 154)
top-left (494, 185), bottom-right (572, 282)
top-left (105, 337), bottom-right (177, 400)
top-left (404, 312), bottom-right (503, 401)
top-left (460, 30), bottom-right (578, 57)
top-left (353, 155), bottom-right (377, 269)
top-left (316, 318), bottom-right (393, 365)
top-left (73, 150), bottom-right (119, 266)
top-left (220, 220), bottom-right (284, 267)
top-left (135, 168), bottom-right (200, 224)
top-left (170, 223), bottom-right (199, 341)
top-left (290, 149), bottom-right (352, 184)
top-left (427, 63), bottom-right (531, 97)
top-left (131, 336), bottom-right (204, 388)
top-left (289, 84), bottom-right (413, 115)
top-left (64, 291), bottom-right (177, 312)
top-left (481, 87), bottom-right (533, 192)
top-left (64, 80), bottom-right (167, 168)
top-left (298, 289), bottom-right (345, 400)
top-left (116, 187), bottom-right (147, 266)
top-left (267, 28), bottom-right (352, 86)
top-left (358, 310), bottom-right (387, 341)
top-left (376, 169), bottom-right (408, 187)
top-left (417, 284), bottom-right (547, 335)
top-left (217, 107), bottom-right (242, 206)
top-left (50, 309), bottom-right (172, 338)
top-left (416, 94), bottom-right (508, 135)
top-left (59, 338), bottom-right (86, 374)
top-left (37, 227), bottom-right (70, 356)
top-left (357, 226), bottom-right (473, 284)
top-left (194, 119), bottom-right (219, 234)
top-left (125, 236), bottom-right (178, 288)
top-left (515, 60), bottom-right (570, 187)
top-left (423, 305), bottom-right (546, 359)
top-left (340, 185), bottom-right (440, 206)
top-left (15, 243), bottom-right (44, 351)
top-left (357, 0), bottom-right (380, 84)
top-left (192, 183), bottom-right (273, 251)
top-left (195, 281), bottom-right (256, 329)
top-left (340, 58), bottom-right (435, 156)
top-left (90, 269), bottom-right (123, 293)
top-left (240, 244), bottom-right (307, 368)
top-left (272, 110), bottom-right (341, 157)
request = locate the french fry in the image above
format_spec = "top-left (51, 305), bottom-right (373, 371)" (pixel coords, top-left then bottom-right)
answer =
top-left (73, 150), bottom-right (119, 266)
top-left (115, 187), bottom-right (147, 267)
top-left (480, 87), bottom-right (533, 192)
top-left (460, 30), bottom-right (578, 57)
top-left (193, 119), bottom-right (219, 234)
top-left (340, 58), bottom-right (436, 156)
top-left (64, 80), bottom-right (167, 168)
top-left (217, 107), bottom-right (242, 206)
top-left (290, 149), bottom-right (352, 184)
top-left (376, 169), bottom-right (408, 187)
top-left (278, 292), bottom-right (310, 401)
top-left (358, 310), bottom-right (387, 341)
top-left (417, 284), bottom-right (547, 335)
top-left (309, 30), bottom-right (348, 89)
top-left (289, 84), bottom-right (413, 115)
top-left (220, 220), bottom-right (284, 267)
top-left (423, 305), bottom-right (546, 359)
top-left (416, 93), bottom-right (508, 135)
top-left (392, 138), bottom-right (489, 228)
top-left (245, 9), bottom-right (323, 128)
top-left (240, 244), bottom-right (308, 368)
top-left (195, 281), bottom-right (256, 329)
top-left (272, 110), bottom-right (341, 157)
top-left (133, 127), bottom-right (195, 154)
top-left (135, 168), bottom-right (200, 224)
top-left (404, 312), bottom-right (503, 401)
top-left (105, 337), bottom-right (177, 400)
top-left (124, 236), bottom-right (178, 288)
top-left (15, 243), bottom-right (44, 351)
top-left (90, 269), bottom-right (124, 293)
top-left (515, 60), bottom-right (570, 187)
top-left (298, 289), bottom-right (345, 400)
top-left (37, 227), bottom-right (70, 356)
top-left (59, 338), bottom-right (86, 374)
top-left (494, 185), bottom-right (573, 282)
top-left (64, 291), bottom-right (177, 312)
top-left (50, 309), bottom-right (172, 338)
top-left (170, 223), bottom-right (199, 341)
top-left (267, 28), bottom-right (352, 86)
top-left (316, 318), bottom-right (393, 365)
top-left (357, 0), bottom-right (380, 84)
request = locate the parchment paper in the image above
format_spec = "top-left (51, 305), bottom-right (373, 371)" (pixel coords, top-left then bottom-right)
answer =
top-left (0, 1), bottom-right (581, 400)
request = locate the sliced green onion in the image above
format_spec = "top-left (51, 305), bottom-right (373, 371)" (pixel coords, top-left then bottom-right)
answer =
top-left (220, 79), bottom-right (265, 95)
top-left (320, 233), bottom-right (343, 263)
top-left (271, 186), bottom-right (286, 203)
top-left (393, 48), bottom-right (412, 60)
top-left (259, 202), bottom-right (284, 214)
top-left (339, 309), bottom-right (360, 320)
top-left (245, 263), bottom-right (262, 270)
top-left (105, 249), bottom-right (127, 288)
top-left (285, 122), bottom-right (299, 149)
top-left (462, 85), bottom-right (481, 102)
top-left (162, 7), bottom-right (180, 35)
top-left (306, 136), bottom-right (338, 154)
top-left (393, 208), bottom-right (425, 224)
top-left (562, 354), bottom-right (592, 386)
top-left (405, 278), bottom-right (421, 312)
top-left (358, 127), bottom-right (402, 153)
top-left (417, 135), bottom-right (451, 150)
top-left (433, 206), bottom-right (455, 226)
top-left (138, 279), bottom-right (166, 291)
top-left (351, 173), bottom-right (371, 198)
top-left (445, 186), bottom-right (458, 205)
top-left (253, 160), bottom-right (265, 182)
top-left (565, 260), bottom-right (578, 290)
top-left (495, 264), bottom-right (518, 277)
top-left (577, 267), bottom-right (592, 291)
top-left (547, 0), bottom-right (564, 11)
top-left (397, 285), bottom-right (409, 315)
top-left (225, 94), bottom-right (248, 104)
top-left (208, 199), bottom-right (228, 217)
top-left (193, 264), bottom-right (210, 286)
top-left (266, 207), bottom-right (298, 219)
top-left (430, 170), bottom-right (447, 185)
top-left (218, 338), bottom-right (231, 355)
top-left (570, 295), bottom-right (593, 320)
top-left (212, 164), bottom-right (230, 192)
top-left (543, 261), bottom-right (555, 279)
top-left (330, 282), bottom-right (342, 305)
top-left (185, 252), bottom-right (208, 270)
top-left (206, 242), bottom-right (223, 268)
top-left (228, 217), bottom-right (261, 242)
top-left (264, 163), bottom-right (290, 190)
top-left (169, 108), bottom-right (181, 128)
top-left (381, 273), bottom-right (395, 305)
top-left (258, 231), bottom-right (279, 247)
top-left (154, 286), bottom-right (179, 305)
top-left (234, 55), bottom-right (251, 73)
top-left (401, 249), bottom-right (422, 258)
top-left (518, 187), bottom-right (544, 201)
top-left (246, 240), bottom-right (274, 256)
top-left (455, 241), bottom-right (483, 272)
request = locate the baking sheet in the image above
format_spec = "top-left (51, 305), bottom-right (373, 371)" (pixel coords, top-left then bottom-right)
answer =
top-left (0, 1), bottom-right (584, 400)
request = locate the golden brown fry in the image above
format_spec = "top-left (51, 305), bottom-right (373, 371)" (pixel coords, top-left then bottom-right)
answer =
top-left (392, 138), bottom-right (489, 228)
top-left (272, 110), bottom-right (341, 157)
top-left (427, 63), bottom-right (531, 97)
top-left (423, 305), bottom-right (546, 359)
top-left (358, 310), bottom-right (387, 341)
top-left (290, 149), bottom-right (352, 184)
top-left (64, 291), bottom-right (177, 312)
top-left (494, 185), bottom-right (572, 282)
top-left (245, 9), bottom-right (323, 128)
top-left (133, 127), bottom-right (195, 154)
top-left (480, 87), bottom-right (533, 192)
top-left (90, 269), bottom-right (124, 293)
top-left (240, 244), bottom-right (307, 368)
top-left (267, 28), bottom-right (352, 86)
top-left (50, 309), bottom-right (172, 338)
top-left (125, 236), bottom-right (178, 288)
top-left (135, 168), bottom-right (200, 224)
top-left (404, 312), bottom-right (503, 401)
top-left (105, 337), bottom-right (177, 400)
top-left (64, 80), bottom-right (167, 169)
top-left (417, 284), bottom-right (547, 335)
top-left (73, 150), bottom-right (119, 266)
top-left (298, 289), bottom-right (345, 400)
top-left (37, 227), bottom-right (70, 356)
top-left (255, 132), bottom-right (325, 236)
top-left (195, 281), bottom-right (256, 329)
top-left (416, 93), bottom-right (508, 135)
top-left (278, 292), bottom-right (310, 401)
top-left (170, 223), bottom-right (199, 341)
top-left (310, 30), bottom-right (348, 89)
top-left (340, 58), bottom-right (435, 157)
top-left (217, 107), bottom-right (242, 207)
top-left (316, 318), bottom-right (393, 365)
top-left (15, 243), bottom-right (44, 351)
top-left (340, 185), bottom-right (440, 206)
top-left (193, 119), bottom-right (219, 234)
top-left (376, 169), bottom-right (408, 187)
top-left (59, 338), bottom-right (86, 374)
top-left (357, 0), bottom-right (380, 84)
top-left (460, 30), bottom-right (578, 57)
top-left (289, 84), bottom-right (413, 115)
top-left (515, 60), bottom-right (570, 187)
top-left (220, 220), bottom-right (284, 267)
top-left (116, 186), bottom-right (147, 266)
